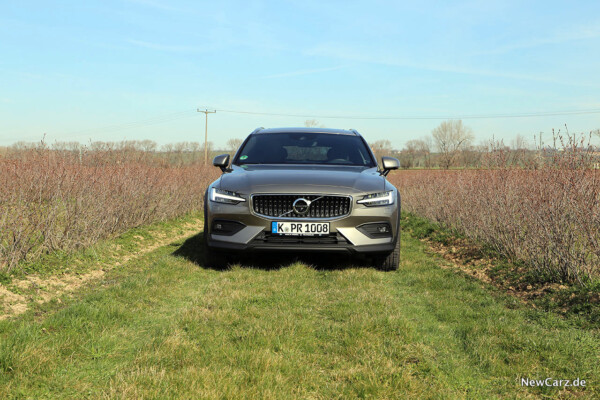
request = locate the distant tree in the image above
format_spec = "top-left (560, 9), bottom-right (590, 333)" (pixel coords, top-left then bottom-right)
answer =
top-left (431, 120), bottom-right (474, 169)
top-left (400, 140), bottom-right (418, 168)
top-left (160, 143), bottom-right (173, 153)
top-left (510, 134), bottom-right (529, 150)
top-left (139, 140), bottom-right (157, 152)
top-left (459, 144), bottom-right (484, 168)
top-left (420, 137), bottom-right (433, 168)
top-left (201, 141), bottom-right (213, 154)
top-left (182, 142), bottom-right (201, 164)
top-left (52, 141), bottom-right (83, 152)
top-left (187, 142), bottom-right (201, 153)
top-left (304, 119), bottom-right (321, 128)
top-left (370, 139), bottom-right (393, 162)
top-left (509, 134), bottom-right (533, 166)
top-left (11, 141), bottom-right (37, 151)
top-left (226, 138), bottom-right (243, 153)
top-left (401, 139), bottom-right (432, 168)
top-left (90, 141), bottom-right (111, 152)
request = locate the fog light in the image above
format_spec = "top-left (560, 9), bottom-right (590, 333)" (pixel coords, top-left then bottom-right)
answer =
top-left (357, 222), bottom-right (393, 238)
top-left (211, 220), bottom-right (245, 236)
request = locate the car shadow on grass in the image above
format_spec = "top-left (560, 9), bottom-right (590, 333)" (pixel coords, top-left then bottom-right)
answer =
top-left (172, 233), bottom-right (373, 271)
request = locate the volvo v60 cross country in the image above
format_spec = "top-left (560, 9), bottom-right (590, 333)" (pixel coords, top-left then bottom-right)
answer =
top-left (204, 127), bottom-right (401, 270)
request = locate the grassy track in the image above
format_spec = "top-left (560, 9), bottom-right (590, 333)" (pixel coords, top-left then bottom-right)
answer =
top-left (1, 222), bottom-right (598, 398)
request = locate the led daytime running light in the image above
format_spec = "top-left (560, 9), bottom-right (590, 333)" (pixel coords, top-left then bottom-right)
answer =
top-left (211, 188), bottom-right (246, 204)
top-left (357, 191), bottom-right (394, 206)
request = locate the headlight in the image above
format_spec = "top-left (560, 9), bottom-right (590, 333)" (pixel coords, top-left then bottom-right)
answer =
top-left (357, 190), bottom-right (395, 206)
top-left (210, 188), bottom-right (246, 205)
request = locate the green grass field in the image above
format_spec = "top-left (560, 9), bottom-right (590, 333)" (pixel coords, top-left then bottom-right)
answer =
top-left (1, 217), bottom-right (598, 399)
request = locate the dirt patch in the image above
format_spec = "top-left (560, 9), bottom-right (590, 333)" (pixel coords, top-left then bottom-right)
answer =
top-left (0, 286), bottom-right (28, 316)
top-left (422, 238), bottom-right (494, 283)
top-left (419, 236), bottom-right (584, 307)
top-left (0, 218), bottom-right (203, 320)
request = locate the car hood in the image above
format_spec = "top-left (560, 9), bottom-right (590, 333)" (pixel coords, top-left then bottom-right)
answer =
top-left (218, 165), bottom-right (389, 194)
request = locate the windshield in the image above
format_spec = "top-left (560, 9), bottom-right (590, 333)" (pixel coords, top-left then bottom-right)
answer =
top-left (233, 132), bottom-right (376, 166)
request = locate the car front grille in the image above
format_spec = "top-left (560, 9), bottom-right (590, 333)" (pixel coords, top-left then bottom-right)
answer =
top-left (252, 194), bottom-right (351, 219)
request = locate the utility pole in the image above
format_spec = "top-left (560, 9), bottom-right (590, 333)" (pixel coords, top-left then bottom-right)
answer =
top-left (197, 108), bottom-right (216, 165)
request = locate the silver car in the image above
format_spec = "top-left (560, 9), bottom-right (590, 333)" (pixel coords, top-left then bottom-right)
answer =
top-left (203, 127), bottom-right (401, 270)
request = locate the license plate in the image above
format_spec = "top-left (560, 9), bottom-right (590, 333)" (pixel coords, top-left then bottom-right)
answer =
top-left (271, 222), bottom-right (330, 236)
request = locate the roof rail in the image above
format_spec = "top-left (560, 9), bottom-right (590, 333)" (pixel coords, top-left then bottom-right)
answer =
top-left (250, 127), bottom-right (265, 135)
top-left (349, 129), bottom-right (360, 136)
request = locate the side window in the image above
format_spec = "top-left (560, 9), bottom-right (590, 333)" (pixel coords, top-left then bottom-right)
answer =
top-left (238, 138), bottom-right (256, 162)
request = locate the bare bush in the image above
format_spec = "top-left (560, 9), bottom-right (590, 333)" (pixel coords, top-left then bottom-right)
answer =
top-left (390, 132), bottom-right (600, 285)
top-left (0, 143), bottom-right (221, 271)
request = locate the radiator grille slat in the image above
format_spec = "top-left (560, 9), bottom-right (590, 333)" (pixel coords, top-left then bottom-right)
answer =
top-left (252, 195), bottom-right (351, 218)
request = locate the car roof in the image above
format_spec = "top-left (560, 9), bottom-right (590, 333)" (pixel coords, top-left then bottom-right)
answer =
top-left (252, 127), bottom-right (359, 136)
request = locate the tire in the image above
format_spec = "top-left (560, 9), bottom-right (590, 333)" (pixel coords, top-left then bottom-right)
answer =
top-left (203, 193), bottom-right (229, 270)
top-left (372, 232), bottom-right (400, 271)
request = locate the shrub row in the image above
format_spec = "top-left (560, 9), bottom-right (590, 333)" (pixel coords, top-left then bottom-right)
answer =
top-left (0, 148), bottom-right (220, 272)
top-left (390, 161), bottom-right (600, 285)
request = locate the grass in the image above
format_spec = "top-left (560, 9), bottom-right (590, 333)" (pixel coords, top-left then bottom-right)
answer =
top-left (401, 212), bottom-right (600, 329)
top-left (6, 212), bottom-right (204, 280)
top-left (1, 218), bottom-right (599, 398)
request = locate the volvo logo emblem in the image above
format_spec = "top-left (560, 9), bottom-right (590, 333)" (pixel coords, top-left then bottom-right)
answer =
top-left (292, 198), bottom-right (311, 215)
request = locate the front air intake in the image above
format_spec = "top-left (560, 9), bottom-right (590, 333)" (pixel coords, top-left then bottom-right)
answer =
top-left (252, 194), bottom-right (351, 219)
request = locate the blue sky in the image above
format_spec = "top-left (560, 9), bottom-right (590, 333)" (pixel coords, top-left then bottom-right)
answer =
top-left (1, 0), bottom-right (599, 149)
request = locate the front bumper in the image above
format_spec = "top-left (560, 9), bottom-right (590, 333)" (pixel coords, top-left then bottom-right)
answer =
top-left (206, 237), bottom-right (396, 254)
top-left (206, 198), bottom-right (400, 255)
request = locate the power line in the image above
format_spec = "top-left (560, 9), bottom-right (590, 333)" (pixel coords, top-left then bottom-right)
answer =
top-left (13, 106), bottom-right (598, 146)
top-left (49, 109), bottom-right (198, 141)
top-left (211, 107), bottom-right (600, 120)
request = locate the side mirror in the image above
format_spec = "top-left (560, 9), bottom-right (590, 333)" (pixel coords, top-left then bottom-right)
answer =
top-left (213, 154), bottom-right (231, 172)
top-left (380, 156), bottom-right (400, 176)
